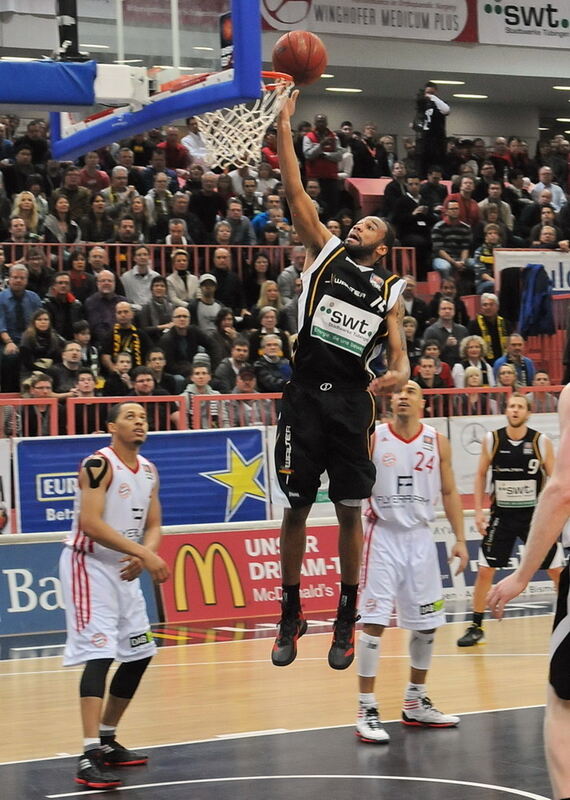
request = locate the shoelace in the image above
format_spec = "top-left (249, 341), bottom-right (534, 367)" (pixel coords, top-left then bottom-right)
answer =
top-left (364, 708), bottom-right (383, 729)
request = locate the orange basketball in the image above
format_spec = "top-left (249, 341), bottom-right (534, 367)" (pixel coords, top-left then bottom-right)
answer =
top-left (272, 31), bottom-right (328, 87)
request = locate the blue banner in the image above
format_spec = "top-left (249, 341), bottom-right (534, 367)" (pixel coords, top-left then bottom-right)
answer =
top-left (15, 429), bottom-right (268, 534)
top-left (0, 540), bottom-right (158, 635)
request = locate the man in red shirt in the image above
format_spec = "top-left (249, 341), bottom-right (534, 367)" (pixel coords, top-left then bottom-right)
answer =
top-left (78, 151), bottom-right (110, 194)
top-left (157, 127), bottom-right (190, 173)
top-left (303, 113), bottom-right (343, 218)
top-left (443, 175), bottom-right (480, 229)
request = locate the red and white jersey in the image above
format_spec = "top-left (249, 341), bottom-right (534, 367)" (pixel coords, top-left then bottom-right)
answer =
top-left (65, 446), bottom-right (157, 563)
top-left (368, 422), bottom-right (441, 529)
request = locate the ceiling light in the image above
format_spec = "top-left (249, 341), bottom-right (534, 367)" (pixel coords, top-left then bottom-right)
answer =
top-left (193, 46), bottom-right (214, 51)
top-left (553, 85), bottom-right (570, 90)
top-left (538, 127), bottom-right (550, 131)
top-left (556, 117), bottom-right (570, 122)
top-left (565, 131), bottom-right (570, 134)
top-left (453, 93), bottom-right (488, 99)
top-left (80, 44), bottom-right (109, 49)
top-left (0, 56), bottom-right (35, 62)
top-left (320, 73), bottom-right (334, 78)
top-left (429, 79), bottom-right (465, 85)
top-left (325, 87), bottom-right (363, 93)
top-left (113, 59), bottom-right (143, 64)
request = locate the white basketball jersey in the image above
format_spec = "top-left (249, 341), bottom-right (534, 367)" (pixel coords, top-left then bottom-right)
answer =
top-left (66, 446), bottom-right (157, 563)
top-left (368, 422), bottom-right (441, 529)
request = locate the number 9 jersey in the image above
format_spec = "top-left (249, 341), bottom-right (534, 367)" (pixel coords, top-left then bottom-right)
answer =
top-left (368, 422), bottom-right (441, 529)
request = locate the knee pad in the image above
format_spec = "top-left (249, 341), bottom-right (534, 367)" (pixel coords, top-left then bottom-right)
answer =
top-left (357, 632), bottom-right (381, 678)
top-left (109, 657), bottom-right (152, 700)
top-left (409, 630), bottom-right (435, 671)
top-left (80, 658), bottom-right (113, 698)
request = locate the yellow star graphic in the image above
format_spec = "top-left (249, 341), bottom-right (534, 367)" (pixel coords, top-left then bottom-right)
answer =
top-left (201, 440), bottom-right (266, 521)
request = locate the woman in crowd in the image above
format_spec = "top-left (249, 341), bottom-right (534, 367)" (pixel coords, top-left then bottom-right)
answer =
top-left (209, 307), bottom-right (239, 370)
top-left (128, 194), bottom-right (153, 242)
top-left (19, 308), bottom-right (64, 379)
top-left (137, 275), bottom-right (174, 342)
top-left (216, 174), bottom-right (235, 204)
top-left (43, 195), bottom-right (81, 247)
top-left (248, 305), bottom-right (290, 363)
top-left (25, 174), bottom-right (49, 221)
top-left (243, 251), bottom-right (276, 308)
top-left (80, 193), bottom-right (115, 243)
top-left (213, 220), bottom-right (233, 248)
top-left (67, 249), bottom-right (97, 303)
top-left (496, 362), bottom-right (519, 411)
top-left (256, 162), bottom-right (278, 194)
top-left (403, 315), bottom-right (422, 368)
top-left (250, 280), bottom-right (289, 328)
top-left (456, 365), bottom-right (497, 415)
top-left (11, 191), bottom-right (42, 236)
top-left (166, 248), bottom-right (199, 308)
top-left (452, 335), bottom-right (495, 387)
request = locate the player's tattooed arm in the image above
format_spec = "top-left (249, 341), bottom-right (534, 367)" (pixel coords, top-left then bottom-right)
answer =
top-left (83, 456), bottom-right (109, 489)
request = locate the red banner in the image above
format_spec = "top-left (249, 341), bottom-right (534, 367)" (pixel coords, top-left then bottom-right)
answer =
top-left (159, 524), bottom-right (340, 622)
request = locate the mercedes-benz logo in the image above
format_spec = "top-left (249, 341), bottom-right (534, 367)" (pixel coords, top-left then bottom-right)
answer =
top-left (461, 422), bottom-right (487, 455)
top-left (320, 382), bottom-right (332, 391)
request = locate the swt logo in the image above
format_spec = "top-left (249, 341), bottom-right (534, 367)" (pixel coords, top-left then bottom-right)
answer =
top-left (484, 1), bottom-right (569, 28)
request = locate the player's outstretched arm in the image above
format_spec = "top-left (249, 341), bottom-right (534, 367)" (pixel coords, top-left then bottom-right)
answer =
top-left (438, 433), bottom-right (468, 575)
top-left (369, 297), bottom-right (410, 395)
top-left (276, 89), bottom-right (331, 260)
top-left (488, 385), bottom-right (570, 618)
top-left (79, 458), bottom-right (169, 583)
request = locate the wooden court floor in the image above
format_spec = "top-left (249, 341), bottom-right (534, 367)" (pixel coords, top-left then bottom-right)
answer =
top-left (0, 610), bottom-right (555, 765)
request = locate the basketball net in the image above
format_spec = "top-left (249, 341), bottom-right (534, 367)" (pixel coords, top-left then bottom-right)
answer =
top-left (195, 71), bottom-right (294, 170)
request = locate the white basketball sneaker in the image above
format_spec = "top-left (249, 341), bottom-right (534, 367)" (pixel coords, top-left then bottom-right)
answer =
top-left (402, 695), bottom-right (460, 727)
top-left (355, 704), bottom-right (390, 743)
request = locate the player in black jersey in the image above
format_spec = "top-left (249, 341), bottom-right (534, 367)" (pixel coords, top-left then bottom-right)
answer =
top-left (271, 89), bottom-right (409, 671)
top-left (458, 392), bottom-right (563, 648)
top-left (489, 384), bottom-right (570, 800)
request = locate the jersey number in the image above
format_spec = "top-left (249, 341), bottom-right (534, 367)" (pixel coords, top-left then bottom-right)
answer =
top-left (414, 452), bottom-right (434, 472)
top-left (527, 458), bottom-right (540, 475)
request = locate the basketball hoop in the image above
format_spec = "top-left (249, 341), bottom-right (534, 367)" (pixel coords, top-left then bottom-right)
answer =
top-left (194, 70), bottom-right (294, 170)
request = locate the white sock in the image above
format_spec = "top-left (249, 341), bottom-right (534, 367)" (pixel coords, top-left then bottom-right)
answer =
top-left (359, 692), bottom-right (377, 708)
top-left (100, 724), bottom-right (116, 740)
top-left (83, 738), bottom-right (100, 753)
top-left (405, 682), bottom-right (426, 703)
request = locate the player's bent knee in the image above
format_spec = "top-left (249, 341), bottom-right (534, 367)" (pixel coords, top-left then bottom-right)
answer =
top-left (109, 656), bottom-right (152, 700)
top-left (409, 630), bottom-right (435, 671)
top-left (362, 623), bottom-right (385, 636)
top-left (80, 658), bottom-right (114, 698)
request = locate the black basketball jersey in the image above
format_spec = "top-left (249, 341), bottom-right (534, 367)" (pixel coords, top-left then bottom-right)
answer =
top-left (490, 426), bottom-right (545, 516)
top-left (292, 235), bottom-right (405, 389)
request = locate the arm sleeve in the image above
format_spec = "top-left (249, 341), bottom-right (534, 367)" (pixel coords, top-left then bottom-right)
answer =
top-left (431, 95), bottom-right (450, 115)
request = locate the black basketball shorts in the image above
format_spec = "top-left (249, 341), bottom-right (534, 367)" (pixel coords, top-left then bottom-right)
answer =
top-left (550, 563), bottom-right (570, 699)
top-left (481, 512), bottom-right (560, 570)
top-left (274, 381), bottom-right (376, 509)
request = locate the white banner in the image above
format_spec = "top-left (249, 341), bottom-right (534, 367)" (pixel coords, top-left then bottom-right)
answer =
top-left (495, 248), bottom-right (570, 293)
top-left (261, 0), bottom-right (476, 42)
top-left (478, 0), bottom-right (570, 49)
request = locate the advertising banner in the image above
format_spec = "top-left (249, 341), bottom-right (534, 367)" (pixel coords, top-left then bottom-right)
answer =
top-left (478, 0), bottom-right (570, 49)
top-left (14, 428), bottom-right (268, 534)
top-left (495, 249), bottom-right (570, 293)
top-left (0, 536), bottom-right (158, 635)
top-left (159, 511), bottom-right (555, 623)
top-left (261, 0), bottom-right (478, 42)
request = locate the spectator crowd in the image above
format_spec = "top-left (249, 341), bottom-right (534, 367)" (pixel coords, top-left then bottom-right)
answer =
top-left (0, 111), bottom-right (566, 435)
